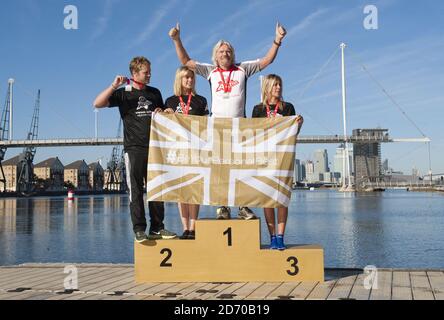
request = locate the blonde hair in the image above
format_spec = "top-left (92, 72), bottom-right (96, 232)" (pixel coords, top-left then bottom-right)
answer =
top-left (129, 56), bottom-right (151, 76)
top-left (212, 40), bottom-right (236, 66)
top-left (173, 66), bottom-right (196, 96)
top-left (261, 74), bottom-right (284, 110)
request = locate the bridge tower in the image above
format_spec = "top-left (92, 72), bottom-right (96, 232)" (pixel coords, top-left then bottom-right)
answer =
top-left (16, 90), bottom-right (40, 195)
top-left (352, 128), bottom-right (388, 191)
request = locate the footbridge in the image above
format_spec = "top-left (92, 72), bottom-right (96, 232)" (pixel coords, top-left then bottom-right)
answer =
top-left (0, 135), bottom-right (430, 148)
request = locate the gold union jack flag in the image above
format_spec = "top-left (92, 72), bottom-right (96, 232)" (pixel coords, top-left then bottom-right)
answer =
top-left (147, 113), bottom-right (299, 208)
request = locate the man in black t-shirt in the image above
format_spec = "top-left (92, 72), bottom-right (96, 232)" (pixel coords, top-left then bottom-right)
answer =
top-left (93, 56), bottom-right (177, 242)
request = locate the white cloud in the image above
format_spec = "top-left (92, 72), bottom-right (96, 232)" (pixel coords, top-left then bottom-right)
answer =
top-left (286, 8), bottom-right (330, 38)
top-left (91, 0), bottom-right (120, 41)
top-left (190, 0), bottom-right (281, 58)
top-left (245, 7), bottom-right (331, 58)
top-left (129, 0), bottom-right (179, 48)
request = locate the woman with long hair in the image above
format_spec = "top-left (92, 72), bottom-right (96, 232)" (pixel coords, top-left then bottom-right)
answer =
top-left (164, 66), bottom-right (209, 239)
top-left (252, 74), bottom-right (303, 250)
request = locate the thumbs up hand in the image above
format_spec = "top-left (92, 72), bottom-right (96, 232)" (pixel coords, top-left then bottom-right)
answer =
top-left (169, 22), bottom-right (180, 40)
top-left (275, 22), bottom-right (287, 43)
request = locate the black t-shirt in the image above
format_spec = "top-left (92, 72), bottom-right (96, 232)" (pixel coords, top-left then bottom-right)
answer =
top-left (251, 102), bottom-right (296, 118)
top-left (165, 94), bottom-right (209, 116)
top-left (108, 86), bottom-right (164, 150)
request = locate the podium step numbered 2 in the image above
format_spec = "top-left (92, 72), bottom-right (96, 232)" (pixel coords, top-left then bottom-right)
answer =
top-left (135, 219), bottom-right (324, 283)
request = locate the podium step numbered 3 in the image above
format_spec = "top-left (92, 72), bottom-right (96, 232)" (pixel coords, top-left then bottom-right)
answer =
top-left (135, 219), bottom-right (324, 283)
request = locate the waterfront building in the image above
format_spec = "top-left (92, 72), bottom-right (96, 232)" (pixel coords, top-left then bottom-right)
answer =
top-left (88, 162), bottom-right (104, 191)
top-left (34, 157), bottom-right (65, 191)
top-left (332, 172), bottom-right (341, 184)
top-left (64, 160), bottom-right (90, 191)
top-left (0, 155), bottom-right (20, 192)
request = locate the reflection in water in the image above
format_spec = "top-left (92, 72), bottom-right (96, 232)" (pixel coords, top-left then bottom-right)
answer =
top-left (1, 191), bottom-right (444, 268)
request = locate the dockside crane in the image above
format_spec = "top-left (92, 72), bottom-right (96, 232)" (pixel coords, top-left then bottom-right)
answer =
top-left (16, 90), bottom-right (40, 195)
top-left (118, 147), bottom-right (127, 191)
top-left (0, 79), bottom-right (14, 191)
top-left (105, 119), bottom-right (126, 191)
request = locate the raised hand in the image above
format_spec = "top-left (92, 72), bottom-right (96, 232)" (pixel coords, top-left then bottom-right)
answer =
top-left (111, 75), bottom-right (128, 89)
top-left (275, 22), bottom-right (287, 43)
top-left (169, 22), bottom-right (180, 40)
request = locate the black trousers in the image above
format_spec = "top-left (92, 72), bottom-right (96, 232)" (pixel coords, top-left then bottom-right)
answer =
top-left (124, 149), bottom-right (165, 233)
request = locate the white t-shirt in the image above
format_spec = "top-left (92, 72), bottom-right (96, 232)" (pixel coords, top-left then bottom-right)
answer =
top-left (194, 60), bottom-right (261, 118)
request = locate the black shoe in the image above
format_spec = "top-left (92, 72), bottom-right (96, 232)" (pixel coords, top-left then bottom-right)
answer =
top-left (135, 231), bottom-right (149, 243)
top-left (187, 230), bottom-right (195, 240)
top-left (180, 230), bottom-right (190, 239)
top-left (149, 229), bottom-right (177, 240)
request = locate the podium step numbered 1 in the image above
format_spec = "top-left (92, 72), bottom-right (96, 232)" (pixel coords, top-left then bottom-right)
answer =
top-left (135, 219), bottom-right (324, 283)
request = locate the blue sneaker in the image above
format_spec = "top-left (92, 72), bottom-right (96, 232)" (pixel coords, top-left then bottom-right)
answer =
top-left (276, 235), bottom-right (286, 250)
top-left (270, 235), bottom-right (278, 250)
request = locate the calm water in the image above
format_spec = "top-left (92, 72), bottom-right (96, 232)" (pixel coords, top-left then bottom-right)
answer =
top-left (1, 190), bottom-right (443, 268)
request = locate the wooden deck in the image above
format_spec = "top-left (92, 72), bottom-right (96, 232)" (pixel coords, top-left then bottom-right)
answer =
top-left (0, 264), bottom-right (443, 300)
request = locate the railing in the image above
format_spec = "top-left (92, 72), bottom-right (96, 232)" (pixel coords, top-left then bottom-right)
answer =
top-left (362, 181), bottom-right (438, 188)
top-left (298, 135), bottom-right (392, 143)
top-left (0, 138), bottom-right (124, 148)
top-left (0, 135), bottom-right (393, 148)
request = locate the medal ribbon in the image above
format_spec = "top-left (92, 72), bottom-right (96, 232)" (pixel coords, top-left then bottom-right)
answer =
top-left (266, 101), bottom-right (281, 118)
top-left (179, 94), bottom-right (192, 115)
top-left (218, 68), bottom-right (234, 93)
top-left (126, 78), bottom-right (145, 87)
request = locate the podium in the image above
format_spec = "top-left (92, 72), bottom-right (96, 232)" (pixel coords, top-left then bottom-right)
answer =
top-left (135, 219), bottom-right (324, 283)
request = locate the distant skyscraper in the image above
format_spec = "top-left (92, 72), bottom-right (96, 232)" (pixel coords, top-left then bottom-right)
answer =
top-left (306, 161), bottom-right (314, 174)
top-left (311, 149), bottom-right (333, 183)
top-left (305, 160), bottom-right (316, 182)
top-left (333, 144), bottom-right (353, 181)
top-left (301, 163), bottom-right (306, 181)
top-left (294, 159), bottom-right (302, 182)
top-left (314, 149), bottom-right (329, 174)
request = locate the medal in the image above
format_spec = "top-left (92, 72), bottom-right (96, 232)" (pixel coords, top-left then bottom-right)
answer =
top-left (179, 94), bottom-right (192, 115)
top-left (218, 67), bottom-right (234, 94)
top-left (125, 78), bottom-right (145, 91)
top-left (125, 79), bottom-right (132, 92)
top-left (266, 101), bottom-right (281, 118)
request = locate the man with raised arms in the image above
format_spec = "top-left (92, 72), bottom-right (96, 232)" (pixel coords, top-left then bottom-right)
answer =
top-left (168, 23), bottom-right (287, 220)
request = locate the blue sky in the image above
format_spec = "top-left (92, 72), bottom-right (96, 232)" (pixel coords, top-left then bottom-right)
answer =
top-left (0, 0), bottom-right (443, 175)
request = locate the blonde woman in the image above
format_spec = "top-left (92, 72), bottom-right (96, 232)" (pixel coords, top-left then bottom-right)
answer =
top-left (164, 66), bottom-right (208, 239)
top-left (252, 74), bottom-right (303, 250)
